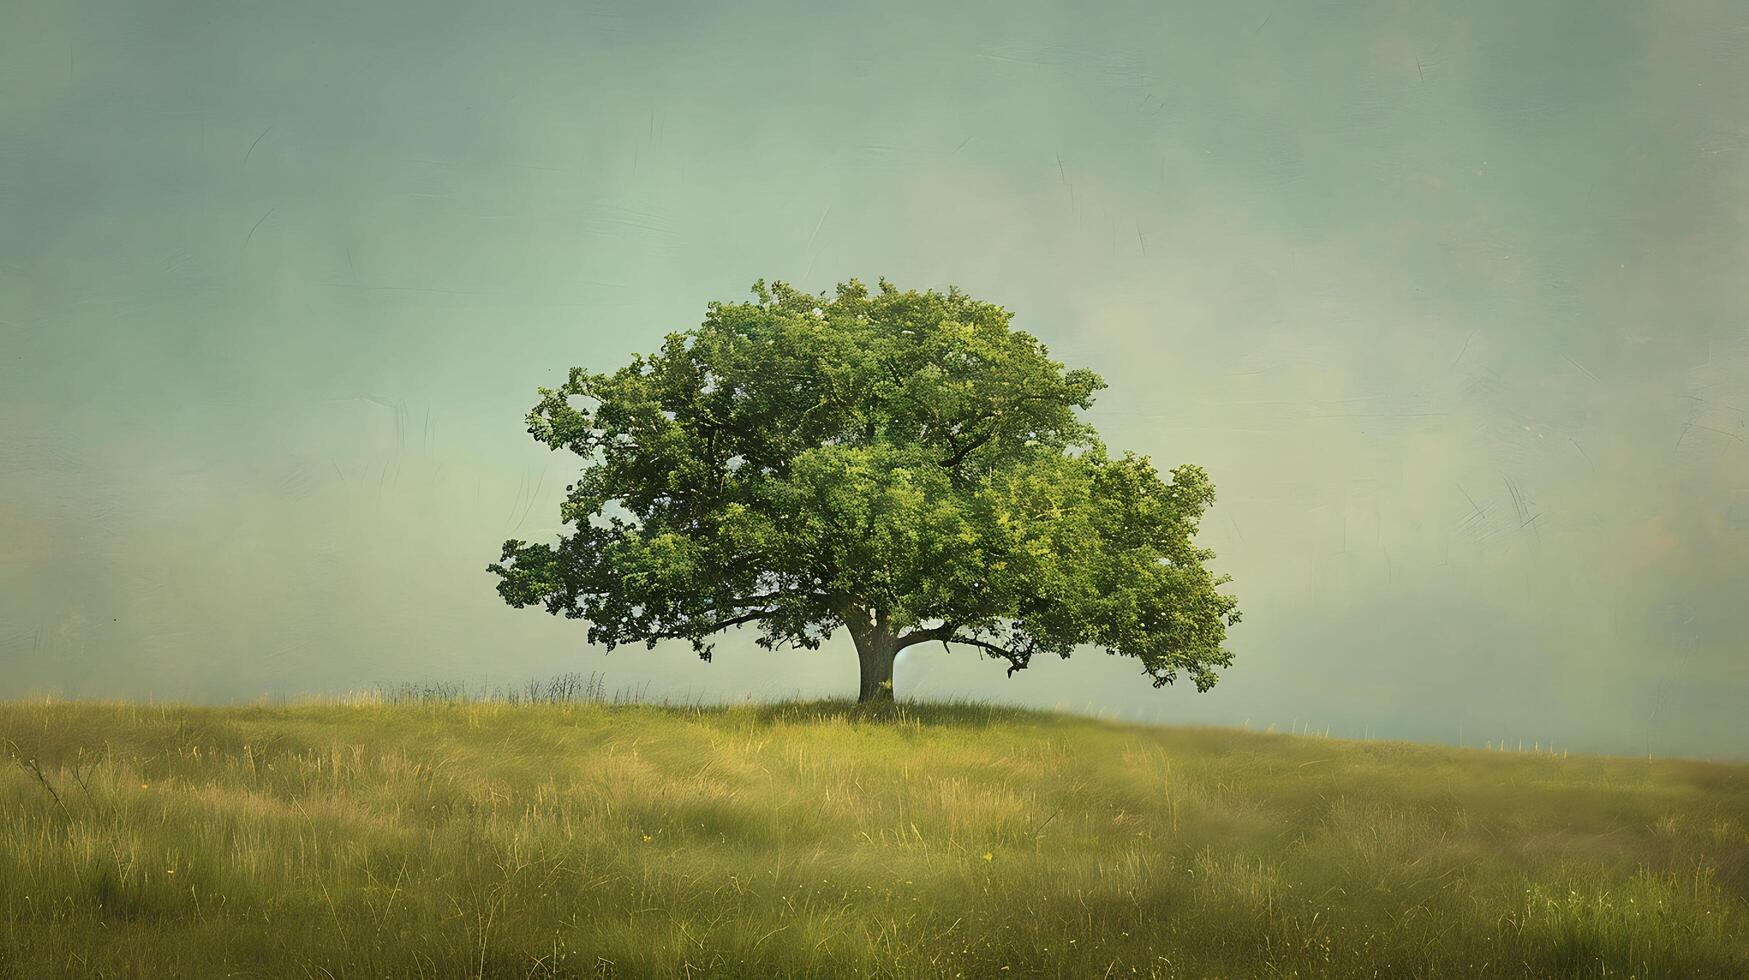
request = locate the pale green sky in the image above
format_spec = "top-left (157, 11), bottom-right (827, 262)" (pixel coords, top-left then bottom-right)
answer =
top-left (3, 0), bottom-right (1746, 758)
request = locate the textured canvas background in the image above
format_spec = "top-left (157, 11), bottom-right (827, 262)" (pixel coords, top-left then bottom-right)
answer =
top-left (3, 1), bottom-right (1745, 758)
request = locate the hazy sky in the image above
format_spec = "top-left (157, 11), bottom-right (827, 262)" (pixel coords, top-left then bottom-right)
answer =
top-left (3, 0), bottom-right (1746, 758)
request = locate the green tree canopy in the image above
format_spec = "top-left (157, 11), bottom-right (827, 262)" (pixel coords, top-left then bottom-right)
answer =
top-left (490, 279), bottom-right (1240, 702)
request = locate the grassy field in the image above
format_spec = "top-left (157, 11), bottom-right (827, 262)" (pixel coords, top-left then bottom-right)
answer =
top-left (2, 691), bottom-right (1746, 978)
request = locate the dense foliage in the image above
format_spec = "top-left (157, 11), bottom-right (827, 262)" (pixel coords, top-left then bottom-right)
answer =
top-left (490, 279), bottom-right (1240, 700)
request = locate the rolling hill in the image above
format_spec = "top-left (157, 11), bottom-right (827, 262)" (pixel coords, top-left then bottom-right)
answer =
top-left (2, 695), bottom-right (1745, 977)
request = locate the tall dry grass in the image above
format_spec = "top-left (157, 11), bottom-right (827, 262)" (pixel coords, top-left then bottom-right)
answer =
top-left (1, 693), bottom-right (1744, 977)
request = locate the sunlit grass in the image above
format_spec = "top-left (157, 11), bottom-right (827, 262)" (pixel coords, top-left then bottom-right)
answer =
top-left (1, 693), bottom-right (1744, 977)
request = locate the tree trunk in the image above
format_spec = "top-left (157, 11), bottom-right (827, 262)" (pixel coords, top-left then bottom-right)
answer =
top-left (854, 631), bottom-right (898, 704)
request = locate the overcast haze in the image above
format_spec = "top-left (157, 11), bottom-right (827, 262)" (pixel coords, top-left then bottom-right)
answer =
top-left (3, 1), bottom-right (1746, 758)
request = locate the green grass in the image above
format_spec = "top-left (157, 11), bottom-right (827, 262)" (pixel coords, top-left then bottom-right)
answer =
top-left (2, 695), bottom-right (1745, 978)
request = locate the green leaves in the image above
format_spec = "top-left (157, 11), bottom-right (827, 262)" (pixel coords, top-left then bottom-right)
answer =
top-left (490, 279), bottom-right (1239, 693)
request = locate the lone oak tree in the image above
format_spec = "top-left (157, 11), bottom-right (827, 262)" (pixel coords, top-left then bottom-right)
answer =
top-left (489, 279), bottom-right (1240, 703)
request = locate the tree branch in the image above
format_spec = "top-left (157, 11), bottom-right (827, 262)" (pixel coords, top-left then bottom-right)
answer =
top-left (646, 609), bottom-right (771, 642)
top-left (936, 393), bottom-right (1063, 471)
top-left (940, 428), bottom-right (997, 471)
top-left (942, 635), bottom-right (1010, 657)
top-left (895, 623), bottom-right (957, 650)
top-left (728, 590), bottom-right (834, 607)
top-left (897, 627), bottom-right (1034, 677)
